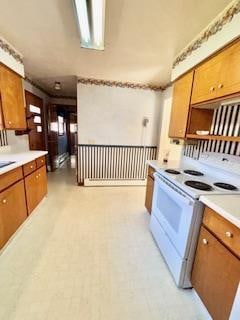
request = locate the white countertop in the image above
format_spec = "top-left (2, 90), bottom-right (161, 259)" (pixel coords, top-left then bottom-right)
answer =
top-left (147, 159), bottom-right (180, 172)
top-left (200, 195), bottom-right (240, 229)
top-left (0, 150), bottom-right (48, 175)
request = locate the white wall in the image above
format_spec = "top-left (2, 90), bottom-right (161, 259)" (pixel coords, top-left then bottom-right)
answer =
top-left (77, 83), bottom-right (162, 146)
top-left (157, 86), bottom-right (183, 164)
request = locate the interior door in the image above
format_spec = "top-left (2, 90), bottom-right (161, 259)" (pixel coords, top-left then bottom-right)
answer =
top-left (25, 90), bottom-right (45, 150)
top-left (47, 104), bottom-right (58, 171)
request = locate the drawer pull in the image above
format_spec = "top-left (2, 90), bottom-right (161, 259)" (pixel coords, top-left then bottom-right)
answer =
top-left (8, 120), bottom-right (12, 125)
top-left (225, 231), bottom-right (233, 238)
top-left (218, 83), bottom-right (223, 89)
top-left (36, 175), bottom-right (39, 179)
top-left (39, 173), bottom-right (41, 177)
top-left (41, 159), bottom-right (44, 163)
top-left (30, 165), bottom-right (33, 169)
top-left (2, 199), bottom-right (7, 204)
top-left (202, 238), bottom-right (208, 245)
top-left (209, 86), bottom-right (215, 92)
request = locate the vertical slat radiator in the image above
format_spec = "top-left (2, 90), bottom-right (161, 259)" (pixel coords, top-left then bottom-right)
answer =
top-left (77, 144), bottom-right (157, 185)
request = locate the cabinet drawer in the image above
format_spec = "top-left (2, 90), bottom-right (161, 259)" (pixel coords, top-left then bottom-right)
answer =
top-left (203, 206), bottom-right (240, 258)
top-left (23, 160), bottom-right (36, 177)
top-left (0, 167), bottom-right (23, 192)
top-left (148, 166), bottom-right (155, 179)
top-left (36, 156), bottom-right (46, 168)
top-left (0, 180), bottom-right (27, 249)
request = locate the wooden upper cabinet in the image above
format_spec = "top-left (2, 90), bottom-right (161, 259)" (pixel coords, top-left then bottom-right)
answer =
top-left (0, 64), bottom-right (26, 130)
top-left (169, 71), bottom-right (194, 138)
top-left (191, 52), bottom-right (224, 104)
top-left (191, 39), bottom-right (240, 104)
top-left (217, 41), bottom-right (240, 98)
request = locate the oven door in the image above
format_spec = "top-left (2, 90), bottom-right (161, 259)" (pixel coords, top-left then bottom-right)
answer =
top-left (151, 173), bottom-right (196, 259)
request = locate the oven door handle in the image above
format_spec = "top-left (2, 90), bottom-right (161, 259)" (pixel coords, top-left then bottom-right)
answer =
top-left (154, 174), bottom-right (194, 207)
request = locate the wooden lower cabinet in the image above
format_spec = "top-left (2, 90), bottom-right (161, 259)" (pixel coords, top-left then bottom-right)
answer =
top-left (0, 180), bottom-right (27, 249)
top-left (191, 226), bottom-right (240, 320)
top-left (25, 166), bottom-right (47, 214)
top-left (145, 167), bottom-right (155, 214)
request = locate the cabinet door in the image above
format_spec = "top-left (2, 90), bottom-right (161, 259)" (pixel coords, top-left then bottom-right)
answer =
top-left (191, 226), bottom-right (240, 320)
top-left (217, 41), bottom-right (240, 98)
top-left (145, 175), bottom-right (154, 214)
top-left (169, 71), bottom-right (193, 138)
top-left (37, 165), bottom-right (47, 202)
top-left (0, 64), bottom-right (26, 129)
top-left (25, 170), bottom-right (40, 214)
top-left (25, 166), bottom-right (47, 214)
top-left (191, 53), bottom-right (224, 104)
top-left (0, 180), bottom-right (27, 249)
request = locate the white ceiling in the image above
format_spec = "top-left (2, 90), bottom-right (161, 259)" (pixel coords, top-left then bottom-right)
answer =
top-left (0, 0), bottom-right (231, 96)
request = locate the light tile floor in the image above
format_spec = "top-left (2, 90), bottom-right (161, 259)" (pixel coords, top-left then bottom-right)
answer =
top-left (0, 158), bottom-right (210, 320)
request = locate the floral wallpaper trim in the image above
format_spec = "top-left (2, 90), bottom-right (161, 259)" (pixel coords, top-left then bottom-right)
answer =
top-left (77, 77), bottom-right (163, 91)
top-left (0, 37), bottom-right (23, 64)
top-left (173, 0), bottom-right (240, 69)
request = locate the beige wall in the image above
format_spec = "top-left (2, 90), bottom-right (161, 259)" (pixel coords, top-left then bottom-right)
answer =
top-left (157, 86), bottom-right (183, 164)
top-left (77, 83), bottom-right (162, 146)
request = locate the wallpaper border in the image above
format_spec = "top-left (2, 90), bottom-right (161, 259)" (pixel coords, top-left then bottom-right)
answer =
top-left (173, 0), bottom-right (240, 69)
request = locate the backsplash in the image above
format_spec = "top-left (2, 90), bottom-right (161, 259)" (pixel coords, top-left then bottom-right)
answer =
top-left (0, 129), bottom-right (8, 147)
top-left (184, 103), bottom-right (240, 159)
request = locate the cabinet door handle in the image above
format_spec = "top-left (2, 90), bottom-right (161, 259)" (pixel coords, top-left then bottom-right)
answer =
top-left (8, 120), bottom-right (12, 125)
top-left (36, 175), bottom-right (39, 179)
top-left (30, 165), bottom-right (33, 169)
top-left (218, 83), bottom-right (223, 89)
top-left (225, 231), bottom-right (233, 238)
top-left (41, 159), bottom-right (44, 163)
top-left (209, 86), bottom-right (215, 92)
top-left (39, 173), bottom-right (41, 177)
top-left (202, 238), bottom-right (208, 245)
top-left (2, 199), bottom-right (7, 204)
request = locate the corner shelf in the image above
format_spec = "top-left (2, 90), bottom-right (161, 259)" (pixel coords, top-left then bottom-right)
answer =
top-left (186, 134), bottom-right (240, 142)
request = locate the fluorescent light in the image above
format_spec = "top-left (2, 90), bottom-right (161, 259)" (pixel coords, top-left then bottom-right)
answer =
top-left (72, 0), bottom-right (105, 50)
top-left (91, 0), bottom-right (105, 49)
top-left (73, 0), bottom-right (91, 46)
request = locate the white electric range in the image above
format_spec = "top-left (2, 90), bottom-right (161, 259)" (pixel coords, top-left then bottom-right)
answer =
top-left (150, 152), bottom-right (240, 288)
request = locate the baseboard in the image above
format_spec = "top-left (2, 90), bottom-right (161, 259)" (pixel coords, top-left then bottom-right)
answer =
top-left (84, 178), bottom-right (147, 187)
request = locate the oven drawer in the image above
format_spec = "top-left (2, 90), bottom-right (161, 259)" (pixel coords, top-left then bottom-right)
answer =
top-left (203, 206), bottom-right (240, 258)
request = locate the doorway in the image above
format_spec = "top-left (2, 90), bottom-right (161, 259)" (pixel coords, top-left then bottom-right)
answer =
top-left (47, 104), bottom-right (77, 172)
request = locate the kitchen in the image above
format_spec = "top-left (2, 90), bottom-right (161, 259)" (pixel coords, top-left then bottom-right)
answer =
top-left (0, 1), bottom-right (240, 319)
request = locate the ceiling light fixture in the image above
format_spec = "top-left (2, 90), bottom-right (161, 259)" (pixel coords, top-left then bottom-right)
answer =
top-left (72, 0), bottom-right (105, 50)
top-left (54, 82), bottom-right (61, 90)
